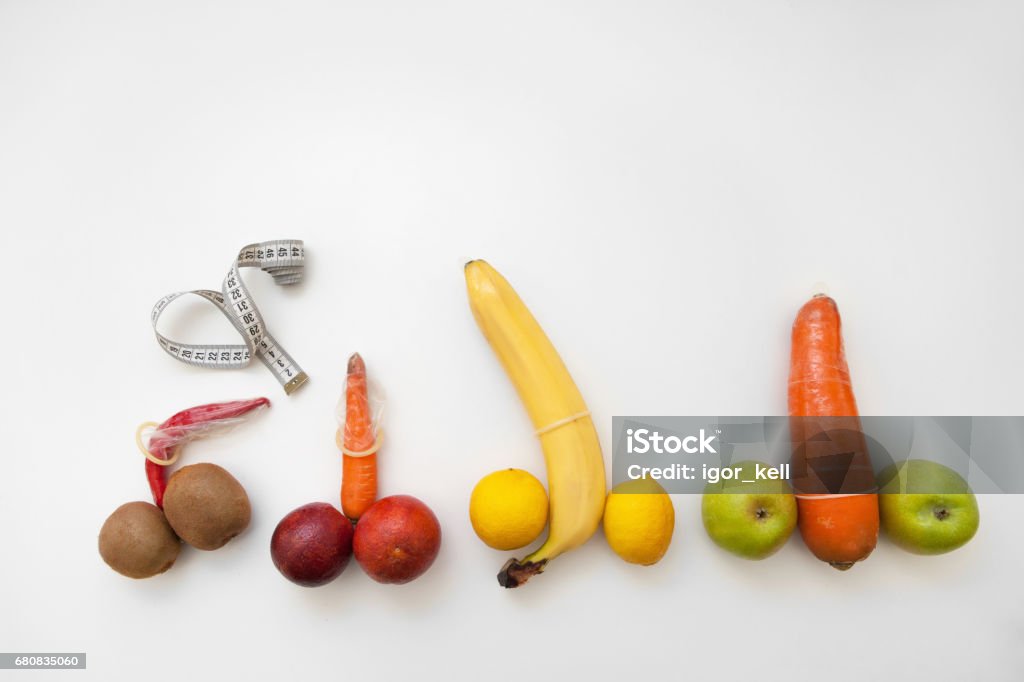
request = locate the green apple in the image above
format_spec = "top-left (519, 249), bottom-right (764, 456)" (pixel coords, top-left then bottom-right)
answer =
top-left (702, 460), bottom-right (797, 560)
top-left (879, 460), bottom-right (979, 555)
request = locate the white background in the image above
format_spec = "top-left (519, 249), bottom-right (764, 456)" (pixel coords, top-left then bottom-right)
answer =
top-left (2, 1), bottom-right (1023, 680)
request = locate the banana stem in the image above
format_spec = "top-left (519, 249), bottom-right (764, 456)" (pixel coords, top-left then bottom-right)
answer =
top-left (497, 558), bottom-right (548, 588)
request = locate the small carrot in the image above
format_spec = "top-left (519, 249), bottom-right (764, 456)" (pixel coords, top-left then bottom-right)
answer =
top-left (788, 294), bottom-right (878, 570)
top-left (339, 353), bottom-right (378, 521)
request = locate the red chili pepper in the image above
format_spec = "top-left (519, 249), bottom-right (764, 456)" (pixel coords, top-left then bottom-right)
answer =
top-left (145, 397), bottom-right (270, 507)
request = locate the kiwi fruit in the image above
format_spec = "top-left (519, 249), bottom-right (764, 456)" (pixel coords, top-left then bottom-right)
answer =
top-left (163, 463), bottom-right (251, 550)
top-left (99, 501), bottom-right (181, 578)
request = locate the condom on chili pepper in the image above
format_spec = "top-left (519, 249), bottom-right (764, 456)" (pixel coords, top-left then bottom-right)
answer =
top-left (99, 398), bottom-right (270, 579)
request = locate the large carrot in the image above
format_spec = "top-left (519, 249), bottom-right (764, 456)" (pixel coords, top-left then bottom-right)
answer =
top-left (338, 353), bottom-right (378, 520)
top-left (789, 294), bottom-right (878, 570)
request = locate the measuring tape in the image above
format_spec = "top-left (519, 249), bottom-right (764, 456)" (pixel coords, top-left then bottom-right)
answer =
top-left (151, 240), bottom-right (309, 395)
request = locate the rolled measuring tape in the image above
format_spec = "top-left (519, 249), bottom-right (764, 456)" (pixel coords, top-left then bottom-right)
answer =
top-left (151, 240), bottom-right (309, 395)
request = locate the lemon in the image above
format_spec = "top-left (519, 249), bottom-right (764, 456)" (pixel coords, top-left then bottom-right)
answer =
top-left (470, 469), bottom-right (549, 550)
top-left (603, 478), bottom-right (675, 565)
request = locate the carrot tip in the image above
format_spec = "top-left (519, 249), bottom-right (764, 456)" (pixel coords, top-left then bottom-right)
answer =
top-left (347, 353), bottom-right (365, 374)
top-left (811, 281), bottom-right (830, 298)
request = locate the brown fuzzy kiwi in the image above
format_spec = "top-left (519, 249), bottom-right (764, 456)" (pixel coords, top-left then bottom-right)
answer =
top-left (163, 463), bottom-right (251, 550)
top-left (99, 501), bottom-right (181, 578)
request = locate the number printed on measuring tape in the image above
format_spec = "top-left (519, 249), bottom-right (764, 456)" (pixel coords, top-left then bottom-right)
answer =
top-left (151, 240), bottom-right (309, 394)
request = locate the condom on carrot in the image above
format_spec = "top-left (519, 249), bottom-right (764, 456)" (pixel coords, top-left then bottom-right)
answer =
top-left (788, 294), bottom-right (878, 570)
top-left (335, 353), bottom-right (385, 521)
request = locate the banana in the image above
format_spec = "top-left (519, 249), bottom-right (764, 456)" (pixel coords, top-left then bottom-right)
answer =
top-left (464, 260), bottom-right (606, 588)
